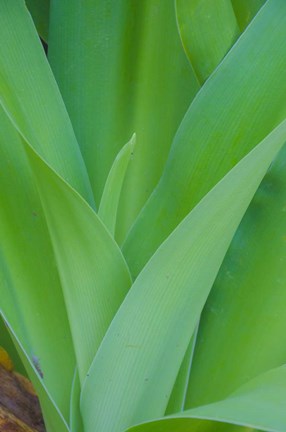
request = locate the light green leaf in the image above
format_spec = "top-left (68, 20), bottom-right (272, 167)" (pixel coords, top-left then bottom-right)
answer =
top-left (0, 107), bottom-right (75, 420)
top-left (20, 132), bottom-right (132, 384)
top-left (124, 0), bottom-right (286, 277)
top-left (80, 118), bottom-right (286, 432)
top-left (185, 142), bottom-right (286, 409)
top-left (0, 0), bottom-right (94, 206)
top-left (126, 366), bottom-right (286, 432)
top-left (25, 0), bottom-right (50, 42)
top-left (48, 0), bottom-right (199, 239)
top-left (99, 134), bottom-right (136, 236)
top-left (170, 0), bottom-right (241, 409)
top-left (175, 0), bottom-right (240, 83)
top-left (70, 369), bottom-right (84, 432)
top-left (231, 0), bottom-right (267, 31)
top-left (166, 323), bottom-right (199, 415)
top-left (1, 312), bottom-right (69, 432)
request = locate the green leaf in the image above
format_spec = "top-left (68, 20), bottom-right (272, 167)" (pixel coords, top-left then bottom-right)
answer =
top-left (25, 0), bottom-right (50, 42)
top-left (0, 0), bottom-right (94, 206)
top-left (80, 118), bottom-right (286, 432)
top-left (126, 365), bottom-right (286, 432)
top-left (123, 0), bottom-right (286, 277)
top-left (170, 0), bottom-right (241, 409)
top-left (48, 0), bottom-right (199, 239)
top-left (175, 0), bottom-right (240, 83)
top-left (165, 324), bottom-right (199, 415)
top-left (20, 131), bottom-right (132, 384)
top-left (99, 134), bottom-right (136, 236)
top-left (70, 369), bottom-right (84, 432)
top-left (231, 0), bottom-right (267, 31)
top-left (185, 142), bottom-right (286, 409)
top-left (0, 107), bottom-right (75, 420)
top-left (1, 312), bottom-right (69, 432)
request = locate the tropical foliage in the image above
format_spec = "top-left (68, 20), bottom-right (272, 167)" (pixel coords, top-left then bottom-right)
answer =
top-left (1, 1), bottom-right (286, 432)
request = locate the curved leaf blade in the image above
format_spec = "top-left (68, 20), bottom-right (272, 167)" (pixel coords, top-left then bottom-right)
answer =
top-left (25, 0), bottom-right (50, 42)
top-left (1, 313), bottom-right (69, 432)
top-left (0, 108), bottom-right (75, 420)
top-left (175, 0), bottom-right (240, 83)
top-left (70, 369), bottom-right (84, 432)
top-left (185, 142), bottom-right (286, 408)
top-left (99, 134), bottom-right (136, 236)
top-left (231, 0), bottom-right (266, 31)
top-left (48, 0), bottom-right (199, 238)
top-left (22, 135), bottom-right (132, 384)
top-left (0, 0), bottom-right (94, 206)
top-left (126, 366), bottom-right (286, 432)
top-left (124, 0), bottom-right (286, 277)
top-left (80, 119), bottom-right (286, 432)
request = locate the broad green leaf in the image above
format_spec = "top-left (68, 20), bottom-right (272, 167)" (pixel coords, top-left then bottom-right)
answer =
top-left (70, 369), bottom-right (84, 432)
top-left (231, 0), bottom-right (267, 31)
top-left (0, 108), bottom-right (75, 420)
top-left (48, 0), bottom-right (199, 238)
top-left (0, 0), bottom-right (94, 206)
top-left (115, 2), bottom-right (200, 242)
top-left (25, 0), bottom-right (50, 42)
top-left (170, 0), bottom-right (240, 409)
top-left (1, 312), bottom-right (69, 432)
top-left (19, 132), bottom-right (132, 384)
top-left (99, 134), bottom-right (136, 236)
top-left (124, 0), bottom-right (286, 277)
top-left (175, 0), bottom-right (240, 83)
top-left (80, 119), bottom-right (286, 432)
top-left (126, 366), bottom-right (286, 432)
top-left (185, 142), bottom-right (286, 409)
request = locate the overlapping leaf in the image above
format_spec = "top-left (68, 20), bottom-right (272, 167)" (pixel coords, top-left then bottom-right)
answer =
top-left (126, 365), bottom-right (286, 432)
top-left (185, 142), bottom-right (286, 409)
top-left (80, 119), bottom-right (286, 432)
top-left (48, 0), bottom-right (199, 241)
top-left (25, 0), bottom-right (50, 42)
top-left (99, 134), bottom-right (135, 236)
top-left (0, 0), bottom-right (94, 206)
top-left (176, 0), bottom-right (240, 83)
top-left (1, 2), bottom-right (285, 432)
top-left (0, 315), bottom-right (26, 375)
top-left (0, 108), bottom-right (75, 420)
top-left (231, 0), bottom-right (266, 30)
top-left (22, 136), bottom-right (132, 384)
top-left (124, 0), bottom-right (286, 277)
top-left (166, 325), bottom-right (199, 415)
top-left (1, 313), bottom-right (69, 432)
top-left (70, 369), bottom-right (84, 432)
